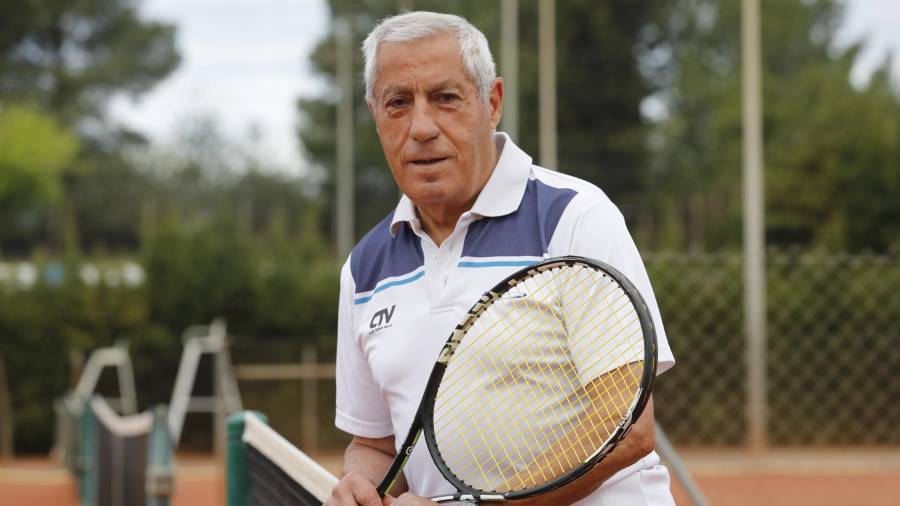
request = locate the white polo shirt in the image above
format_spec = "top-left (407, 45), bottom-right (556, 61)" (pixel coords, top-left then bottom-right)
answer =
top-left (335, 133), bottom-right (675, 505)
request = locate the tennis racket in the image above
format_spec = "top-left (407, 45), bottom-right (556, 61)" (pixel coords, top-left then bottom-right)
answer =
top-left (376, 256), bottom-right (657, 503)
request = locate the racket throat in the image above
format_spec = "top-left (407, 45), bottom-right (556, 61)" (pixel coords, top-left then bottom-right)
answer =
top-left (377, 428), bottom-right (421, 497)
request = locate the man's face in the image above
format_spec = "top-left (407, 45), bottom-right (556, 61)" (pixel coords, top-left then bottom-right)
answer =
top-left (368, 33), bottom-right (502, 217)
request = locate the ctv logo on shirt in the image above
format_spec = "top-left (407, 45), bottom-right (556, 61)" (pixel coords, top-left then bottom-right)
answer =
top-left (369, 305), bottom-right (396, 333)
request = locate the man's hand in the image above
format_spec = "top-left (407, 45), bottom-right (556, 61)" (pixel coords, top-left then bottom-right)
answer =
top-left (383, 492), bottom-right (438, 506)
top-left (325, 435), bottom-right (402, 506)
top-left (324, 470), bottom-right (390, 506)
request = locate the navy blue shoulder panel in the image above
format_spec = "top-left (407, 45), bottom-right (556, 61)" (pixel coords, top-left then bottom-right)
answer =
top-left (462, 178), bottom-right (577, 258)
top-left (350, 212), bottom-right (424, 293)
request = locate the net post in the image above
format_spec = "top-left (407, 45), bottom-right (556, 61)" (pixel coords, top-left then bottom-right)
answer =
top-left (227, 411), bottom-right (268, 506)
top-left (147, 405), bottom-right (175, 506)
top-left (79, 396), bottom-right (97, 506)
top-left (56, 393), bottom-right (84, 474)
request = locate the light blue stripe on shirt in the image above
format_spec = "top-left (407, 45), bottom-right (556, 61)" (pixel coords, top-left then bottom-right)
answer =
top-left (457, 260), bottom-right (538, 268)
top-left (354, 270), bottom-right (425, 304)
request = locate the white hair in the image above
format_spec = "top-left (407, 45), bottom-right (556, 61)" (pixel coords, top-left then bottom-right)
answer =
top-left (362, 11), bottom-right (497, 103)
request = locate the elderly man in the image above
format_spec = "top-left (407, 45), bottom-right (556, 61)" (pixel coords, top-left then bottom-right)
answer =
top-left (328, 11), bottom-right (675, 506)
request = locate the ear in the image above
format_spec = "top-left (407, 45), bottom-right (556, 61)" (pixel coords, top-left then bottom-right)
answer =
top-left (489, 77), bottom-right (504, 129)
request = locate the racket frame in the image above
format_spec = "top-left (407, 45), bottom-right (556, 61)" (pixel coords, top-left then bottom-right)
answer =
top-left (377, 256), bottom-right (658, 503)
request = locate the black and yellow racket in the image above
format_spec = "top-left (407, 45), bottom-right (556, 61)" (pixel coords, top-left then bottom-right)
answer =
top-left (376, 256), bottom-right (658, 503)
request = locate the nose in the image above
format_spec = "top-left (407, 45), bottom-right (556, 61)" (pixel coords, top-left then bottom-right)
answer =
top-left (409, 101), bottom-right (439, 143)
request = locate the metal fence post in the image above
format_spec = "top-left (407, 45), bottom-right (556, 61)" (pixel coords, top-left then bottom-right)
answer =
top-left (0, 354), bottom-right (12, 460)
top-left (302, 345), bottom-right (319, 454)
top-left (742, 0), bottom-right (768, 451)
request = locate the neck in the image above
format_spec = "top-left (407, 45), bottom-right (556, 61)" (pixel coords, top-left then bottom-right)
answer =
top-left (416, 201), bottom-right (473, 246)
top-left (414, 135), bottom-right (501, 246)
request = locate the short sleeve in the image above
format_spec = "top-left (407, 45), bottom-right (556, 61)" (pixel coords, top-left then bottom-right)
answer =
top-left (334, 258), bottom-right (394, 437)
top-left (550, 198), bottom-right (675, 374)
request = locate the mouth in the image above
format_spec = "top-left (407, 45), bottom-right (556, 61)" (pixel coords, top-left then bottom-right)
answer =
top-left (409, 157), bottom-right (449, 166)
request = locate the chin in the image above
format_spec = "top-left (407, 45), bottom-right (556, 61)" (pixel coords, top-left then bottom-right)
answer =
top-left (405, 179), bottom-right (443, 195)
top-left (409, 191), bottom-right (448, 205)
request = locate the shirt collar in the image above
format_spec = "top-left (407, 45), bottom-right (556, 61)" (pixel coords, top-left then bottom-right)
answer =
top-left (470, 132), bottom-right (533, 217)
top-left (390, 194), bottom-right (419, 236)
top-left (390, 131), bottom-right (533, 236)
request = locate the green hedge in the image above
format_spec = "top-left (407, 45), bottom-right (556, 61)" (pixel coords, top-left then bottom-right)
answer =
top-left (5, 241), bottom-right (897, 452)
top-left (0, 214), bottom-right (340, 453)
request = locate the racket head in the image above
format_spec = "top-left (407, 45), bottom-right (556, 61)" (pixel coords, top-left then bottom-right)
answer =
top-left (420, 256), bottom-right (657, 500)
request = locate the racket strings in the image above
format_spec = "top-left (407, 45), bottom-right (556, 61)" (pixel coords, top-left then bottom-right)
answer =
top-left (476, 273), bottom-right (633, 477)
top-left (436, 268), bottom-right (632, 434)
top-left (432, 264), bottom-right (646, 493)
top-left (467, 305), bottom-right (592, 487)
top-left (434, 266), bottom-right (598, 487)
top-left (437, 278), bottom-right (589, 489)
top-left (434, 266), bottom-right (632, 433)
top-left (433, 264), bottom-right (605, 410)
top-left (439, 317), bottom-right (639, 490)
top-left (455, 360), bottom-right (641, 492)
top-left (436, 266), bottom-right (624, 468)
top-left (443, 305), bottom-right (641, 489)
top-left (436, 277), bottom-right (639, 458)
top-left (502, 364), bottom-right (642, 490)
top-left (434, 265), bottom-right (608, 445)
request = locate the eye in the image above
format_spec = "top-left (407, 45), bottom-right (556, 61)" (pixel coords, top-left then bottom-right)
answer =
top-left (386, 96), bottom-right (408, 109)
top-left (435, 92), bottom-right (460, 104)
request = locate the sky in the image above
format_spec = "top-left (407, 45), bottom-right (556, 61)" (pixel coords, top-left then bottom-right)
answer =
top-left (109, 0), bottom-right (330, 175)
top-left (109, 0), bottom-right (900, 177)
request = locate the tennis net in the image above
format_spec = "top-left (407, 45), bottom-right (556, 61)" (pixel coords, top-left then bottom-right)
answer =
top-left (228, 412), bottom-right (338, 506)
top-left (89, 396), bottom-right (154, 506)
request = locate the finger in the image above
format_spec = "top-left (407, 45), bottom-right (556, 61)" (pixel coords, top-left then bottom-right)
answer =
top-left (327, 472), bottom-right (378, 506)
top-left (391, 492), bottom-right (438, 505)
top-left (327, 483), bottom-right (358, 506)
top-left (353, 487), bottom-right (383, 506)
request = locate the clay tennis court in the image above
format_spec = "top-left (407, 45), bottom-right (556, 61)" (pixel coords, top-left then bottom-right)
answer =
top-left (0, 454), bottom-right (223, 506)
top-left (3, 449), bottom-right (899, 506)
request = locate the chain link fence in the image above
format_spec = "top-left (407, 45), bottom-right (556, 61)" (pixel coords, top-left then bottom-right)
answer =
top-left (648, 251), bottom-right (900, 447)
top-left (237, 251), bottom-right (900, 451)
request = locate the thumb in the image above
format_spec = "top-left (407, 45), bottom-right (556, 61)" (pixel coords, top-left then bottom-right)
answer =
top-left (383, 494), bottom-right (396, 506)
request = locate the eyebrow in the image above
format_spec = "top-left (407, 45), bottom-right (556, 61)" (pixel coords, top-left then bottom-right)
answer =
top-left (379, 84), bottom-right (410, 99)
top-left (378, 79), bottom-right (468, 101)
top-left (429, 79), bottom-right (466, 94)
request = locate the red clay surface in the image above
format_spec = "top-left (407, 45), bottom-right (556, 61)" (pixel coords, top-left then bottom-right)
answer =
top-left (3, 449), bottom-right (900, 506)
top-left (0, 455), bottom-right (222, 506)
top-left (673, 473), bottom-right (900, 506)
